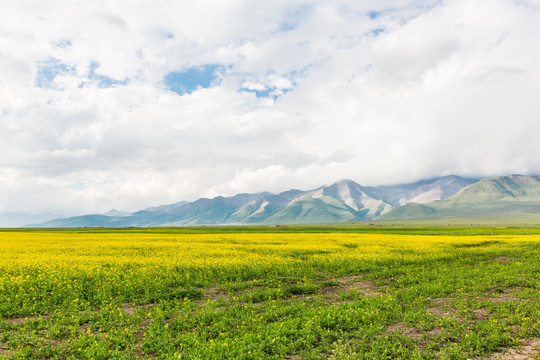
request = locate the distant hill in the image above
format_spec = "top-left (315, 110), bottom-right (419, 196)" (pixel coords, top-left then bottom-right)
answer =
top-left (364, 175), bottom-right (479, 206)
top-left (0, 212), bottom-right (61, 228)
top-left (25, 175), bottom-right (479, 227)
top-left (379, 174), bottom-right (540, 221)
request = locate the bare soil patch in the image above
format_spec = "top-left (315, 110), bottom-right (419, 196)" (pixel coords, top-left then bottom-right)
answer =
top-left (0, 343), bottom-right (15, 358)
top-left (205, 287), bottom-right (228, 300)
top-left (120, 303), bottom-right (137, 316)
top-left (284, 355), bottom-right (301, 360)
top-left (473, 308), bottom-right (490, 321)
top-left (427, 327), bottom-right (443, 337)
top-left (319, 275), bottom-right (385, 298)
top-left (385, 322), bottom-right (424, 340)
top-left (482, 287), bottom-right (525, 303)
top-left (427, 298), bottom-right (458, 318)
top-left (3, 314), bottom-right (50, 325)
top-left (133, 346), bottom-right (158, 359)
top-left (114, 302), bottom-right (154, 318)
top-left (383, 321), bottom-right (442, 350)
top-left (485, 338), bottom-right (540, 359)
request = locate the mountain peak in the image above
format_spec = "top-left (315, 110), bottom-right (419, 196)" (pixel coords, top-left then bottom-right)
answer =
top-left (330, 179), bottom-right (359, 187)
top-left (103, 209), bottom-right (132, 217)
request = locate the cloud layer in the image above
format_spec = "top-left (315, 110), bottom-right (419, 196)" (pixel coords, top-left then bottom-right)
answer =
top-left (1, 0), bottom-right (540, 217)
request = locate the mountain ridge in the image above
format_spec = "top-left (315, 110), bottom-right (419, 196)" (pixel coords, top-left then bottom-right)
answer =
top-left (25, 175), bottom-right (480, 227)
top-left (379, 174), bottom-right (540, 221)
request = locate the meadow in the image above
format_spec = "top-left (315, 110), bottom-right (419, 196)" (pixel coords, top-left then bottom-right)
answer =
top-left (0, 228), bottom-right (539, 359)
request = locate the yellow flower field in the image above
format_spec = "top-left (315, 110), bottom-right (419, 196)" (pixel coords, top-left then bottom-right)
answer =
top-left (0, 229), bottom-right (538, 359)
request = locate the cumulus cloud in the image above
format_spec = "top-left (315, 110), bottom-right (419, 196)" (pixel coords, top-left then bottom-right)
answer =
top-left (1, 0), bottom-right (540, 220)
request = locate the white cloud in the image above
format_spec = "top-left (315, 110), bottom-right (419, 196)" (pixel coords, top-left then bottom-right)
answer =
top-left (1, 0), bottom-right (540, 220)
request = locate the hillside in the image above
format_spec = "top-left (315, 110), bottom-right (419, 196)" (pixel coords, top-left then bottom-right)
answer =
top-left (379, 174), bottom-right (540, 221)
top-left (365, 175), bottom-right (479, 206)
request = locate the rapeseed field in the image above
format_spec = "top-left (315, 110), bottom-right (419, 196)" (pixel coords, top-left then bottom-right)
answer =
top-left (0, 230), bottom-right (538, 359)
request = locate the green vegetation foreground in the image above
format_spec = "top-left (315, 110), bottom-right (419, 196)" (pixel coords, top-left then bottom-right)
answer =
top-left (0, 229), bottom-right (539, 359)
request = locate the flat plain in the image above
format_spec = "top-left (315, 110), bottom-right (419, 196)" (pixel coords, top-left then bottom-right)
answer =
top-left (0, 227), bottom-right (539, 359)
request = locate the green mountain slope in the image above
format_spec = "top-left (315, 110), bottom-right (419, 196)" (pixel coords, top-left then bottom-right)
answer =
top-left (225, 198), bottom-right (280, 224)
top-left (378, 174), bottom-right (540, 220)
top-left (377, 203), bottom-right (436, 220)
top-left (262, 197), bottom-right (360, 224)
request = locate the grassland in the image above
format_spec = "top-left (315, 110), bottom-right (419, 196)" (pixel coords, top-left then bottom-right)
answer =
top-left (0, 227), bottom-right (539, 359)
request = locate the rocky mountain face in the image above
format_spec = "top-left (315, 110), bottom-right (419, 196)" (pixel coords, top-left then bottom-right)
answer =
top-left (379, 174), bottom-right (540, 221)
top-left (26, 175), bottom-right (480, 227)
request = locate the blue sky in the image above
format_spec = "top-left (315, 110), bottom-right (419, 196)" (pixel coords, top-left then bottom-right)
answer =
top-left (35, 58), bottom-right (74, 88)
top-left (164, 65), bottom-right (222, 95)
top-left (1, 0), bottom-right (540, 223)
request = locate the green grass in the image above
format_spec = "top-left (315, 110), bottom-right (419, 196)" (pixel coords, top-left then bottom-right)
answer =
top-left (0, 228), bottom-right (539, 359)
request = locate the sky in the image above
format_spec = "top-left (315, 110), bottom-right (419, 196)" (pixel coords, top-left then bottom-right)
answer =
top-left (1, 0), bottom-right (540, 221)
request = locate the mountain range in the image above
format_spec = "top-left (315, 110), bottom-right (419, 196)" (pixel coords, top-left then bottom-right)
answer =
top-left (24, 174), bottom-right (540, 227)
top-left (379, 174), bottom-right (540, 222)
top-left (26, 175), bottom-right (481, 227)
